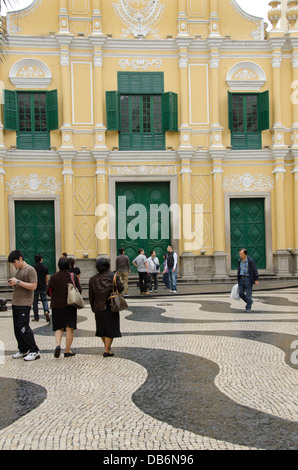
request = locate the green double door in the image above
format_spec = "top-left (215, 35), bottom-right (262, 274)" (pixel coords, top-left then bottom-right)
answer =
top-left (15, 201), bottom-right (56, 274)
top-left (230, 198), bottom-right (266, 271)
top-left (116, 182), bottom-right (171, 272)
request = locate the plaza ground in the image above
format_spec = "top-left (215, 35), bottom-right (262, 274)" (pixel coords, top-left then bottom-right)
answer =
top-left (0, 284), bottom-right (297, 450)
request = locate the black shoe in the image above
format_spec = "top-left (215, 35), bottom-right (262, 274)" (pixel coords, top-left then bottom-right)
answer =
top-left (44, 311), bottom-right (50, 322)
top-left (103, 352), bottom-right (114, 358)
top-left (54, 346), bottom-right (61, 358)
top-left (64, 351), bottom-right (76, 358)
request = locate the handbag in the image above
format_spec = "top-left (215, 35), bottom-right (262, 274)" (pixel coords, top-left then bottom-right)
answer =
top-left (230, 283), bottom-right (240, 301)
top-left (109, 274), bottom-right (128, 312)
top-left (67, 273), bottom-right (85, 309)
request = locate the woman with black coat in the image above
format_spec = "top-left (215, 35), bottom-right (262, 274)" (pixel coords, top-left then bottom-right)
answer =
top-left (89, 258), bottom-right (124, 357)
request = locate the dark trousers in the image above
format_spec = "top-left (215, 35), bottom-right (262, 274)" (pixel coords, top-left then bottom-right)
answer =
top-left (139, 272), bottom-right (148, 293)
top-left (148, 273), bottom-right (158, 291)
top-left (238, 276), bottom-right (253, 309)
top-left (12, 305), bottom-right (39, 353)
top-left (33, 290), bottom-right (49, 320)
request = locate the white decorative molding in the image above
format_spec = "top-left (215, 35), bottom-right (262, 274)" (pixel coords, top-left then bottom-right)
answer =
top-left (6, 174), bottom-right (62, 195)
top-left (9, 59), bottom-right (52, 89)
top-left (6, 0), bottom-right (42, 35)
top-left (223, 173), bottom-right (274, 192)
top-left (109, 165), bottom-right (177, 176)
top-left (119, 58), bottom-right (162, 70)
top-left (230, 0), bottom-right (263, 40)
top-left (226, 61), bottom-right (266, 91)
top-left (112, 0), bottom-right (166, 39)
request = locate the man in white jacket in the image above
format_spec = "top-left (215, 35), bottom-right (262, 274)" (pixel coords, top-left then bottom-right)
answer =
top-left (148, 250), bottom-right (160, 293)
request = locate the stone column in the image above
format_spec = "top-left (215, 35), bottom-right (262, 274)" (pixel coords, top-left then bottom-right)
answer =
top-left (58, 0), bottom-right (70, 34)
top-left (90, 37), bottom-right (107, 149)
top-left (272, 151), bottom-right (291, 275)
top-left (179, 152), bottom-right (196, 280)
top-left (177, 39), bottom-right (192, 149)
top-left (211, 153), bottom-right (227, 278)
top-left (94, 155), bottom-right (109, 258)
top-left (56, 35), bottom-right (74, 149)
top-left (209, 0), bottom-right (220, 37)
top-left (177, 0), bottom-right (189, 37)
top-left (61, 155), bottom-right (75, 257)
top-left (0, 154), bottom-right (8, 281)
top-left (271, 42), bottom-right (287, 148)
top-left (208, 38), bottom-right (224, 149)
top-left (92, 0), bottom-right (103, 35)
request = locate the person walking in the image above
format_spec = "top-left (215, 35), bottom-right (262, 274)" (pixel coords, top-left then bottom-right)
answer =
top-left (8, 250), bottom-right (40, 361)
top-left (132, 249), bottom-right (150, 295)
top-left (89, 258), bottom-right (124, 358)
top-left (47, 257), bottom-right (82, 358)
top-left (165, 245), bottom-right (178, 293)
top-left (116, 247), bottom-right (131, 297)
top-left (237, 248), bottom-right (259, 312)
top-left (33, 254), bottom-right (50, 322)
top-left (148, 250), bottom-right (160, 293)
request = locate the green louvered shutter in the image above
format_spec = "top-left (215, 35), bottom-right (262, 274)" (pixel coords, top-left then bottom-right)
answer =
top-left (106, 91), bottom-right (120, 131)
top-left (163, 92), bottom-right (178, 132)
top-left (46, 90), bottom-right (59, 131)
top-left (228, 91), bottom-right (233, 131)
top-left (258, 90), bottom-right (270, 132)
top-left (118, 72), bottom-right (164, 94)
top-left (4, 90), bottom-right (17, 131)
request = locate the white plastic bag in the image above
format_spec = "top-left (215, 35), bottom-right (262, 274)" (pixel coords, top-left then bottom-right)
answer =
top-left (230, 283), bottom-right (240, 301)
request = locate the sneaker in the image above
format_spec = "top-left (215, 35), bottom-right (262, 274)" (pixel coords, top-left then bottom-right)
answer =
top-left (12, 351), bottom-right (29, 359)
top-left (172, 290), bottom-right (177, 293)
top-left (24, 351), bottom-right (40, 361)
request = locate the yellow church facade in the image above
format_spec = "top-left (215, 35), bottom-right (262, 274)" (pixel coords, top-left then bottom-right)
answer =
top-left (0, 0), bottom-right (298, 282)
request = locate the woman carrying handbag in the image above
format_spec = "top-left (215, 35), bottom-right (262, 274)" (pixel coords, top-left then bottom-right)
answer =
top-left (47, 257), bottom-right (82, 358)
top-left (89, 258), bottom-right (125, 358)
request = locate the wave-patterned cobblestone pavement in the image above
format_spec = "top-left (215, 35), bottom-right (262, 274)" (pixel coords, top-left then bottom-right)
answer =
top-left (0, 290), bottom-right (297, 450)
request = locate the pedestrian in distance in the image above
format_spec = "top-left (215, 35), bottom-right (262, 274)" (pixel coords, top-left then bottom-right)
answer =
top-left (132, 248), bottom-right (150, 295)
top-left (69, 257), bottom-right (81, 279)
top-left (89, 258), bottom-right (124, 358)
top-left (162, 253), bottom-right (170, 289)
top-left (148, 250), bottom-right (160, 293)
top-left (47, 257), bottom-right (82, 358)
top-left (237, 248), bottom-right (259, 312)
top-left (33, 254), bottom-right (50, 323)
top-left (116, 247), bottom-right (131, 297)
top-left (8, 250), bottom-right (41, 361)
top-left (165, 245), bottom-right (178, 293)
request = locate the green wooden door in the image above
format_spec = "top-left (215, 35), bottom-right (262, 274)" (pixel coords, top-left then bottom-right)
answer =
top-left (15, 201), bottom-right (56, 274)
top-left (230, 198), bottom-right (266, 270)
top-left (116, 182), bottom-right (171, 273)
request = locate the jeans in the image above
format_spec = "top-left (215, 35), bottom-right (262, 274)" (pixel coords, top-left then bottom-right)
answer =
top-left (33, 290), bottom-right (49, 320)
top-left (12, 305), bottom-right (39, 353)
top-left (168, 268), bottom-right (177, 291)
top-left (239, 276), bottom-right (253, 310)
top-left (162, 272), bottom-right (170, 289)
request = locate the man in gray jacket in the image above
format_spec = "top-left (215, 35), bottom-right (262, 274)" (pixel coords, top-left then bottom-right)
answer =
top-left (116, 248), bottom-right (131, 297)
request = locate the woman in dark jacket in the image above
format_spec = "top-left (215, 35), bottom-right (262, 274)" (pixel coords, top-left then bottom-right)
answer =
top-left (89, 258), bottom-right (124, 357)
top-left (47, 257), bottom-right (82, 358)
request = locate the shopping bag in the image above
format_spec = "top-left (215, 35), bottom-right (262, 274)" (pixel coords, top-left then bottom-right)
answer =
top-left (230, 283), bottom-right (240, 301)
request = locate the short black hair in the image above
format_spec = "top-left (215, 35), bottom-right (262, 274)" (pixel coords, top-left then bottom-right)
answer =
top-left (138, 248), bottom-right (144, 254)
top-left (8, 250), bottom-right (24, 263)
top-left (58, 257), bottom-right (70, 271)
top-left (119, 248), bottom-right (125, 255)
top-left (34, 254), bottom-right (43, 263)
top-left (96, 257), bottom-right (110, 273)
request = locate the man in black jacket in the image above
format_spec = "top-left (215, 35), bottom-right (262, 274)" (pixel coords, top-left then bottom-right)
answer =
top-left (237, 248), bottom-right (259, 312)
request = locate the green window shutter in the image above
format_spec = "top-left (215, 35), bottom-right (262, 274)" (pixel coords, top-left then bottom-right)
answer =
top-left (106, 91), bottom-right (120, 131)
top-left (163, 92), bottom-right (178, 132)
top-left (228, 91), bottom-right (233, 131)
top-left (118, 72), bottom-right (164, 94)
top-left (4, 90), bottom-right (17, 131)
top-left (258, 90), bottom-right (269, 131)
top-left (46, 90), bottom-right (59, 131)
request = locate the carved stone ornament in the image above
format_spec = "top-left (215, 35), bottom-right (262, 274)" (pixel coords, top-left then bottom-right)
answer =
top-left (112, 0), bottom-right (166, 38)
top-left (6, 174), bottom-right (62, 195)
top-left (9, 59), bottom-right (52, 89)
top-left (223, 173), bottom-right (274, 193)
top-left (109, 165), bottom-right (177, 176)
top-left (119, 58), bottom-right (162, 70)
